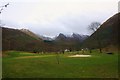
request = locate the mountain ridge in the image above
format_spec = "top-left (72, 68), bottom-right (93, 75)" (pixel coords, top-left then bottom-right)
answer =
top-left (55, 33), bottom-right (89, 42)
top-left (2, 27), bottom-right (88, 52)
top-left (20, 29), bottom-right (42, 40)
top-left (81, 12), bottom-right (119, 52)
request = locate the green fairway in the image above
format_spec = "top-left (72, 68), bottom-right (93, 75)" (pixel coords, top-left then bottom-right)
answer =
top-left (2, 51), bottom-right (118, 78)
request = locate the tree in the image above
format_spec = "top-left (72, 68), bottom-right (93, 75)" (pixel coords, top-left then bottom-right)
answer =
top-left (0, 3), bottom-right (9, 27)
top-left (88, 22), bottom-right (102, 53)
top-left (0, 3), bottom-right (9, 14)
top-left (88, 22), bottom-right (101, 34)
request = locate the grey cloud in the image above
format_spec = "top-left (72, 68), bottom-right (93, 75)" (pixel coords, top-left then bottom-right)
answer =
top-left (2, 12), bottom-right (117, 37)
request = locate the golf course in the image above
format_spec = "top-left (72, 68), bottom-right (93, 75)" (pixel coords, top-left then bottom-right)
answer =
top-left (1, 1), bottom-right (119, 79)
top-left (2, 50), bottom-right (118, 78)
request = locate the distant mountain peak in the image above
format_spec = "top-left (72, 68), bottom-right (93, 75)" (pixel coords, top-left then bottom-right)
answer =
top-left (59, 33), bottom-right (66, 37)
top-left (55, 33), bottom-right (89, 42)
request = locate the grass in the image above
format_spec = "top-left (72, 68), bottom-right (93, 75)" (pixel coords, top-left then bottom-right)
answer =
top-left (2, 50), bottom-right (118, 78)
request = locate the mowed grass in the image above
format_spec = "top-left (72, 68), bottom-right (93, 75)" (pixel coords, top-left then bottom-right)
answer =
top-left (2, 51), bottom-right (118, 78)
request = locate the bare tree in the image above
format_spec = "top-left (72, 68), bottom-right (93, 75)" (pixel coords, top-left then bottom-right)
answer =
top-left (0, 3), bottom-right (9, 14)
top-left (88, 22), bottom-right (102, 53)
top-left (88, 22), bottom-right (101, 34)
top-left (0, 3), bottom-right (9, 27)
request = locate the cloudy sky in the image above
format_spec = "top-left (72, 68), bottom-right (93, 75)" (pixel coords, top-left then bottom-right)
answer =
top-left (0, 0), bottom-right (119, 37)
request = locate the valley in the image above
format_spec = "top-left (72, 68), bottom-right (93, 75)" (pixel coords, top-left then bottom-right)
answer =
top-left (0, 1), bottom-right (119, 79)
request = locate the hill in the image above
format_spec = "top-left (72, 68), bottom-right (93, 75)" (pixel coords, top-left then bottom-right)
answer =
top-left (2, 27), bottom-right (69, 52)
top-left (81, 12), bottom-right (119, 52)
top-left (20, 29), bottom-right (42, 40)
top-left (2, 27), bottom-right (44, 52)
top-left (2, 27), bottom-right (89, 52)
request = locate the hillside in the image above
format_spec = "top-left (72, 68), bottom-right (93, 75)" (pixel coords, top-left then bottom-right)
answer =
top-left (81, 12), bottom-right (119, 52)
top-left (2, 27), bottom-right (43, 52)
top-left (2, 26), bottom-right (89, 52)
top-left (2, 27), bottom-right (67, 52)
top-left (20, 29), bottom-right (42, 40)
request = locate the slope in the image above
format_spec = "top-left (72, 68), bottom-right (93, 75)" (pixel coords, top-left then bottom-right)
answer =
top-left (81, 12), bottom-right (119, 51)
top-left (2, 27), bottom-right (43, 52)
top-left (20, 29), bottom-right (42, 40)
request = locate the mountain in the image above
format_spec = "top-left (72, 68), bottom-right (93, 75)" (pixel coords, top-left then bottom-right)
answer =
top-left (55, 33), bottom-right (88, 42)
top-left (20, 29), bottom-right (42, 40)
top-left (81, 12), bottom-right (119, 52)
top-left (55, 33), bottom-right (67, 41)
top-left (72, 33), bottom-right (89, 42)
top-left (2, 27), bottom-right (45, 52)
top-left (54, 33), bottom-right (89, 51)
top-left (2, 27), bottom-right (61, 52)
top-left (3, 11), bottom-right (118, 52)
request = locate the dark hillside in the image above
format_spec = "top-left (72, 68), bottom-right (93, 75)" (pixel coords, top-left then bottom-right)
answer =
top-left (2, 27), bottom-right (43, 51)
top-left (20, 29), bottom-right (42, 40)
top-left (2, 27), bottom-right (63, 52)
top-left (81, 12), bottom-right (119, 51)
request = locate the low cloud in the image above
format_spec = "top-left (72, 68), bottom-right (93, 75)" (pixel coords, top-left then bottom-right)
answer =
top-left (3, 12), bottom-right (115, 37)
top-left (1, 0), bottom-right (118, 37)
